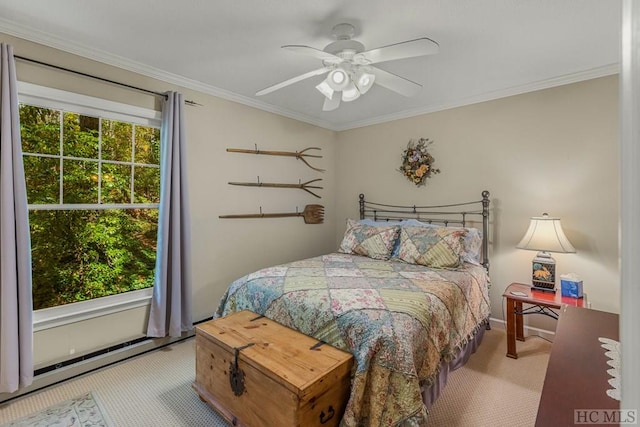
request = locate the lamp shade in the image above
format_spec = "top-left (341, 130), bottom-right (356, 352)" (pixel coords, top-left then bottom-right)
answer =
top-left (326, 68), bottom-right (349, 91)
top-left (354, 69), bottom-right (375, 94)
top-left (315, 80), bottom-right (334, 99)
top-left (516, 213), bottom-right (576, 253)
top-left (341, 81), bottom-right (361, 102)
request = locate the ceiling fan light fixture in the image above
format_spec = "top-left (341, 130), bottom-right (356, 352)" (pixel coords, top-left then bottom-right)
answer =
top-left (342, 81), bottom-right (361, 102)
top-left (315, 80), bottom-right (334, 99)
top-left (264, 23), bottom-right (439, 111)
top-left (355, 70), bottom-right (376, 94)
top-left (327, 68), bottom-right (349, 91)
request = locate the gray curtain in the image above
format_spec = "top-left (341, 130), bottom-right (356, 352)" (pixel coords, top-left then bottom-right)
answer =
top-left (0, 43), bottom-right (33, 393)
top-left (147, 91), bottom-right (192, 337)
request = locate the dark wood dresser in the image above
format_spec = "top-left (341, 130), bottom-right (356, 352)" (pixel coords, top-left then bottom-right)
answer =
top-left (536, 305), bottom-right (620, 426)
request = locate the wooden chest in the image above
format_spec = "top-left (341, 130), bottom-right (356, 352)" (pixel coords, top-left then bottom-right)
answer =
top-left (193, 310), bottom-right (353, 427)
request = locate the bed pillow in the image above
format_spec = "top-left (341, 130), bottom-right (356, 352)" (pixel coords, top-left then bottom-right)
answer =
top-left (397, 226), bottom-right (467, 268)
top-left (338, 219), bottom-right (400, 260)
top-left (402, 219), bottom-right (483, 265)
top-left (360, 219), bottom-right (407, 257)
top-left (359, 219), bottom-right (406, 226)
top-left (460, 227), bottom-right (483, 265)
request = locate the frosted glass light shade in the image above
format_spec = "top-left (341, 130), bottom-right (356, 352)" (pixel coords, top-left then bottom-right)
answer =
top-left (341, 81), bottom-right (361, 102)
top-left (315, 80), bottom-right (334, 99)
top-left (327, 69), bottom-right (349, 91)
top-left (355, 70), bottom-right (375, 94)
top-left (516, 213), bottom-right (576, 253)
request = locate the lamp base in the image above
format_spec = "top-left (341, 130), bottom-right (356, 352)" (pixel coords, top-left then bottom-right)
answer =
top-left (532, 282), bottom-right (556, 293)
top-left (531, 252), bottom-right (556, 292)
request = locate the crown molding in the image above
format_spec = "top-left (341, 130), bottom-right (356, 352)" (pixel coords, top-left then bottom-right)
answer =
top-left (334, 63), bottom-right (620, 131)
top-left (0, 18), bottom-right (336, 130)
top-left (0, 18), bottom-right (619, 133)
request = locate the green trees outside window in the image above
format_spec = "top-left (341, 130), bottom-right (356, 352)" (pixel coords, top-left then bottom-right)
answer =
top-left (20, 104), bottom-right (160, 310)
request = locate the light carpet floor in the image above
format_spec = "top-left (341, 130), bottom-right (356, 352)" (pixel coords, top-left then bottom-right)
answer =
top-left (0, 328), bottom-right (551, 426)
top-left (428, 328), bottom-right (551, 426)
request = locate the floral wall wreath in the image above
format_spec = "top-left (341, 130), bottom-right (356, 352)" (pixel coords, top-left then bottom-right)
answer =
top-left (398, 138), bottom-right (440, 186)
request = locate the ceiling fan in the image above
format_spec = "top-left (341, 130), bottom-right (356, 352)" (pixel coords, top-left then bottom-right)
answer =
top-left (255, 23), bottom-right (439, 111)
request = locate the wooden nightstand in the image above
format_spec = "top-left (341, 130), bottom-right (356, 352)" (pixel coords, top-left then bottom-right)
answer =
top-left (503, 282), bottom-right (585, 359)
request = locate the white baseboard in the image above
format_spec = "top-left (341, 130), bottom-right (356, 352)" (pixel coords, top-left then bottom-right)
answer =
top-left (489, 317), bottom-right (556, 343)
top-left (0, 330), bottom-right (194, 404)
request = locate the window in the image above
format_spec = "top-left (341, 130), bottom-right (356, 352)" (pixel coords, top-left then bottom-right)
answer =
top-left (18, 83), bottom-right (162, 313)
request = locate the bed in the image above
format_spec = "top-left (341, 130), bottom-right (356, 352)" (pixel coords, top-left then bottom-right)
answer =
top-left (215, 191), bottom-right (491, 426)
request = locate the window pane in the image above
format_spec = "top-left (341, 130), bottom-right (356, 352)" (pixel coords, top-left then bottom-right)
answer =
top-left (135, 126), bottom-right (160, 165)
top-left (23, 156), bottom-right (60, 204)
top-left (102, 163), bottom-right (132, 204)
top-left (63, 112), bottom-right (99, 158)
top-left (30, 209), bottom-right (158, 310)
top-left (19, 105), bottom-right (60, 155)
top-left (63, 160), bottom-right (98, 203)
top-left (102, 120), bottom-right (133, 162)
top-left (20, 97), bottom-right (161, 310)
top-left (134, 166), bottom-right (160, 203)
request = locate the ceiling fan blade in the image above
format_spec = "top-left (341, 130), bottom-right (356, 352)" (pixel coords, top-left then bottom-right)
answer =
top-left (355, 38), bottom-right (439, 65)
top-left (282, 45), bottom-right (343, 64)
top-left (370, 67), bottom-right (422, 97)
top-left (323, 95), bottom-right (341, 111)
top-left (256, 67), bottom-right (331, 96)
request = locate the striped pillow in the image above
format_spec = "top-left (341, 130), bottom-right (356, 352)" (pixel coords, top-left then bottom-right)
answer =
top-left (338, 219), bottom-right (400, 260)
top-left (397, 226), bottom-right (467, 268)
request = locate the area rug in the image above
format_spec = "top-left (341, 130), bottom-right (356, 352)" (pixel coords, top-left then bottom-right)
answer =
top-left (1, 391), bottom-right (113, 427)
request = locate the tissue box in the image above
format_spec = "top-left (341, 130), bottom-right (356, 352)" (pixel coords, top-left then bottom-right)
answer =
top-left (561, 279), bottom-right (583, 298)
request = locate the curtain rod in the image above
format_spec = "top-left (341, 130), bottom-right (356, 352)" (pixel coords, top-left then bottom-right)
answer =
top-left (14, 55), bottom-right (202, 106)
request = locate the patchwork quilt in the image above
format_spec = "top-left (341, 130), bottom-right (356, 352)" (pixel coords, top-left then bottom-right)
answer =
top-left (215, 253), bottom-right (491, 426)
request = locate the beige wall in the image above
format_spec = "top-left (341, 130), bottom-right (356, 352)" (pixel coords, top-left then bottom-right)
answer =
top-left (3, 32), bottom-right (620, 365)
top-left (335, 75), bottom-right (620, 330)
top-left (3, 34), bottom-right (338, 366)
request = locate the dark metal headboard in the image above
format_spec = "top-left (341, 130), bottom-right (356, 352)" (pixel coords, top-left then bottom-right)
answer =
top-left (359, 190), bottom-right (490, 271)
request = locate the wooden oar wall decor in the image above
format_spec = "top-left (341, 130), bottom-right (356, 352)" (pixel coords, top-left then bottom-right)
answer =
top-left (228, 178), bottom-right (323, 198)
top-left (226, 145), bottom-right (324, 172)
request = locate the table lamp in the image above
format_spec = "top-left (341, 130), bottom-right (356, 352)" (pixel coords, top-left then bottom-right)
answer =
top-left (516, 213), bottom-right (576, 292)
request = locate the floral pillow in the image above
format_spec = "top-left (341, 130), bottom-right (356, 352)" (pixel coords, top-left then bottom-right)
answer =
top-left (402, 219), bottom-right (483, 265)
top-left (338, 219), bottom-right (400, 260)
top-left (397, 226), bottom-right (467, 268)
top-left (461, 227), bottom-right (483, 265)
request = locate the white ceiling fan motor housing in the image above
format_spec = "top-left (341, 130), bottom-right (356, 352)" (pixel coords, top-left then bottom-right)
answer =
top-left (323, 23), bottom-right (365, 59)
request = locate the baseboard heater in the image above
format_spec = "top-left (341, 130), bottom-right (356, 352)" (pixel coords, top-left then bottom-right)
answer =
top-left (33, 336), bottom-right (152, 377)
top-left (0, 317), bottom-right (213, 405)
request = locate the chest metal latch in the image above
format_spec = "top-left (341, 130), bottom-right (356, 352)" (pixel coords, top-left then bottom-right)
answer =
top-left (229, 343), bottom-right (254, 396)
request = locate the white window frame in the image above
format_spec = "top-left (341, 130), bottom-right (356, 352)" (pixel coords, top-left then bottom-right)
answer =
top-left (18, 82), bottom-right (162, 331)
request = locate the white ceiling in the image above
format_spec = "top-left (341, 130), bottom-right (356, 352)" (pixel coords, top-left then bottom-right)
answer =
top-left (0, 0), bottom-right (621, 131)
